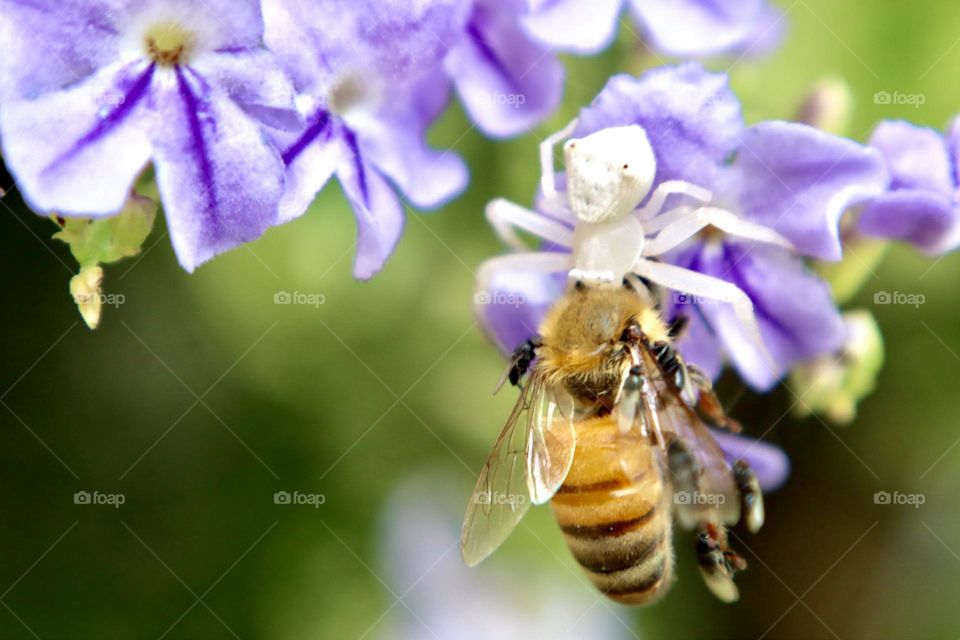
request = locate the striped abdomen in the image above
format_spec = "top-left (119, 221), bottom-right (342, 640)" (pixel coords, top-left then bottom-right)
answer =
top-left (550, 415), bottom-right (674, 605)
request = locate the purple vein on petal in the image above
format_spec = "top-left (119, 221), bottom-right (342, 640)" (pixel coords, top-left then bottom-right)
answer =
top-left (465, 18), bottom-right (518, 93)
top-left (680, 245), bottom-right (718, 338)
top-left (721, 243), bottom-right (794, 341)
top-left (175, 66), bottom-right (218, 218)
top-left (342, 128), bottom-right (369, 208)
top-left (281, 109), bottom-right (331, 165)
top-left (44, 62), bottom-right (155, 175)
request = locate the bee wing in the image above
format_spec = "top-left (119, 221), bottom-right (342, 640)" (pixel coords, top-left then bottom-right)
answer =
top-left (636, 356), bottom-right (741, 529)
top-left (461, 373), bottom-right (576, 567)
top-left (526, 380), bottom-right (576, 504)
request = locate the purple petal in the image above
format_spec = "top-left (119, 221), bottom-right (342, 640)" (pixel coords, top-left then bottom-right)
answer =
top-left (855, 120), bottom-right (960, 254)
top-left (713, 431), bottom-right (790, 492)
top-left (177, 0), bottom-right (267, 50)
top-left (729, 121), bottom-right (889, 261)
top-left (858, 190), bottom-right (960, 255)
top-left (697, 242), bottom-right (846, 390)
top-left (0, 61), bottom-right (154, 216)
top-left (946, 116), bottom-right (960, 185)
top-left (671, 303), bottom-right (725, 382)
top-left (151, 68), bottom-right (284, 272)
top-left (0, 0), bottom-right (119, 99)
top-left (190, 49), bottom-right (302, 131)
top-left (520, 0), bottom-right (624, 54)
top-left (446, 0), bottom-right (564, 138)
top-left (336, 135), bottom-right (405, 279)
top-left (733, 4), bottom-right (789, 57)
top-left (665, 243), bottom-right (725, 378)
top-left (573, 66), bottom-right (742, 192)
top-left (868, 120), bottom-right (953, 195)
top-left (264, 0), bottom-right (468, 92)
top-left (477, 267), bottom-right (566, 355)
top-left (628, 0), bottom-right (770, 57)
top-left (275, 106), bottom-right (340, 223)
top-left (358, 74), bottom-right (468, 209)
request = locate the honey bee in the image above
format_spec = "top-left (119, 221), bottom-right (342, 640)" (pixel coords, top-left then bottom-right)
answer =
top-left (461, 277), bottom-right (764, 605)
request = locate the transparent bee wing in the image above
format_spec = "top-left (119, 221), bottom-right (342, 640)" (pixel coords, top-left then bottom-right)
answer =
top-left (461, 373), bottom-right (576, 567)
top-left (636, 354), bottom-right (741, 530)
top-left (526, 383), bottom-right (576, 504)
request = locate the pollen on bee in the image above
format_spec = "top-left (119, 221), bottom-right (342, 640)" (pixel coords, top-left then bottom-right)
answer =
top-left (144, 22), bottom-right (195, 66)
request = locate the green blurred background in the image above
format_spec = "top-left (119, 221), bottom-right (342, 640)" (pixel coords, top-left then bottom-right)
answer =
top-left (2, 1), bottom-right (960, 638)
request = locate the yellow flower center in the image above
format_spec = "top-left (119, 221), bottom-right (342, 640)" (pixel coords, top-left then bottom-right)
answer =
top-left (144, 22), bottom-right (195, 66)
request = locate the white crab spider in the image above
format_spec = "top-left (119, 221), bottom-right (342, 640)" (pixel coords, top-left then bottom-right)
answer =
top-left (479, 119), bottom-right (797, 370)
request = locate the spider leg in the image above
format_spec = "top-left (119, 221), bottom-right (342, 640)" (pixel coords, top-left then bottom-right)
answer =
top-left (486, 198), bottom-right (574, 251)
top-left (636, 180), bottom-right (713, 222)
top-left (643, 206), bottom-right (795, 257)
top-left (632, 258), bottom-right (778, 377)
top-left (539, 117), bottom-right (580, 203)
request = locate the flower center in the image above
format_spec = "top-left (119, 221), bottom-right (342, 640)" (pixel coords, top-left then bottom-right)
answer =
top-left (327, 72), bottom-right (380, 119)
top-left (144, 22), bottom-right (195, 66)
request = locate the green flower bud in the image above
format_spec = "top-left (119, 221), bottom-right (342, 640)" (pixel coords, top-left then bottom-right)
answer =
top-left (69, 265), bottom-right (105, 330)
top-left (790, 310), bottom-right (884, 424)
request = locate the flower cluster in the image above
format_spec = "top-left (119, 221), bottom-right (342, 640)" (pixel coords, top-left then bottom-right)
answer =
top-left (0, 0), bottom-right (792, 284)
top-left (475, 63), bottom-right (959, 399)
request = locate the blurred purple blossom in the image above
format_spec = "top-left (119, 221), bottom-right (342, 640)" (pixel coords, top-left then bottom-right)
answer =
top-left (378, 474), bottom-right (631, 640)
top-left (0, 0), bottom-right (302, 272)
top-left (857, 119), bottom-right (960, 255)
top-left (478, 64), bottom-right (889, 390)
top-left (446, 0), bottom-right (564, 138)
top-left (264, 0), bottom-right (469, 278)
top-left (521, 0), bottom-right (787, 57)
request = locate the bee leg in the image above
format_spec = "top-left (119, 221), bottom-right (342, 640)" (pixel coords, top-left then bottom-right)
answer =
top-left (666, 438), bottom-right (701, 500)
top-left (733, 460), bottom-right (765, 533)
top-left (697, 523), bottom-right (746, 603)
top-left (494, 336), bottom-right (542, 393)
top-left (650, 341), bottom-right (686, 392)
top-left (687, 365), bottom-right (742, 433)
top-left (616, 365), bottom-right (645, 435)
top-left (667, 314), bottom-right (689, 339)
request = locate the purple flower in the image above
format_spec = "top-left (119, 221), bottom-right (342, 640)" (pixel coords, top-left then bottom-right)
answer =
top-left (521, 0), bottom-right (786, 57)
top-left (478, 64), bottom-right (889, 390)
top-left (0, 0), bottom-right (302, 272)
top-left (264, 0), bottom-right (469, 278)
top-left (857, 119), bottom-right (960, 255)
top-left (445, 0), bottom-right (564, 138)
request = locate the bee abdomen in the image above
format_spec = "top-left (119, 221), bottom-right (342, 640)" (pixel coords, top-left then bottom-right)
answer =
top-left (551, 415), bottom-right (675, 604)
top-left (557, 501), bottom-right (673, 604)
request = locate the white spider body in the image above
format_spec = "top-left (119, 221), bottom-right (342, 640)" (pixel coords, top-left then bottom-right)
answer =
top-left (563, 126), bottom-right (656, 225)
top-left (480, 119), bottom-right (796, 371)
